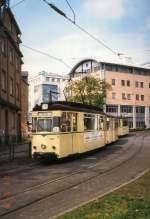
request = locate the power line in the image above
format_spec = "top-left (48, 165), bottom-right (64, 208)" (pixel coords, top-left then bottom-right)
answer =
top-left (21, 44), bottom-right (71, 68)
top-left (43, 1), bottom-right (120, 57)
top-left (65, 0), bottom-right (75, 23)
top-left (10, 0), bottom-right (27, 9)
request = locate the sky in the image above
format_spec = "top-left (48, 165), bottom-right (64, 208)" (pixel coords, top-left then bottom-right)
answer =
top-left (10, 0), bottom-right (150, 76)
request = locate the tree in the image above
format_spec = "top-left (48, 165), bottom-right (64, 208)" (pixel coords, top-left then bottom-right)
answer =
top-left (64, 76), bottom-right (111, 108)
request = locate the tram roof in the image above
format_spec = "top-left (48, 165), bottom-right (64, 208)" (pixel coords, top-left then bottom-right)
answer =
top-left (33, 101), bottom-right (104, 114)
top-left (32, 101), bottom-right (130, 119)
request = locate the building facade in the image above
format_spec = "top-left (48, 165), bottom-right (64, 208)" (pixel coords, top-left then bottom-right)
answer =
top-left (28, 71), bottom-right (69, 113)
top-left (70, 59), bottom-right (150, 129)
top-left (0, 6), bottom-right (23, 144)
top-left (21, 71), bottom-right (29, 138)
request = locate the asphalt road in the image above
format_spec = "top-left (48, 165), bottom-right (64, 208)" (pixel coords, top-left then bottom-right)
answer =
top-left (0, 131), bottom-right (150, 219)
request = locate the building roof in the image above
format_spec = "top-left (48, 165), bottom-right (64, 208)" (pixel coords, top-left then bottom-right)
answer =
top-left (29, 71), bottom-right (69, 80)
top-left (6, 8), bottom-right (21, 34)
top-left (69, 58), bottom-right (150, 75)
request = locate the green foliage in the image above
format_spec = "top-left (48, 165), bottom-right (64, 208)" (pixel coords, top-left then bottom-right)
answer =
top-left (64, 76), bottom-right (111, 108)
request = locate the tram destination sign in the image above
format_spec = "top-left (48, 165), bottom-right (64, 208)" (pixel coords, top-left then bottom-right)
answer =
top-left (38, 112), bottom-right (52, 117)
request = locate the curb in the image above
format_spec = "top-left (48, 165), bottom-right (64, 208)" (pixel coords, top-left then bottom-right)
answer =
top-left (52, 168), bottom-right (150, 219)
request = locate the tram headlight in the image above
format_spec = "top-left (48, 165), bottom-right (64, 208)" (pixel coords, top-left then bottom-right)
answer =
top-left (41, 144), bottom-right (47, 150)
top-left (33, 146), bottom-right (37, 150)
top-left (52, 146), bottom-right (56, 150)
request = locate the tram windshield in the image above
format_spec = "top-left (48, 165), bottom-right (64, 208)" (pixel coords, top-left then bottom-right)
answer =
top-left (32, 112), bottom-right (77, 133)
top-left (37, 119), bottom-right (52, 132)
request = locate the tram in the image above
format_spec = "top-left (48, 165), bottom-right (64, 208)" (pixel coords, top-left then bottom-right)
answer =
top-left (31, 101), bottom-right (129, 160)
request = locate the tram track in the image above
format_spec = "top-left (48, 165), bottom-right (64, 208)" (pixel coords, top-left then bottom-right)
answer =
top-left (0, 133), bottom-right (137, 200)
top-left (0, 132), bottom-right (148, 218)
top-left (0, 132), bottom-right (136, 179)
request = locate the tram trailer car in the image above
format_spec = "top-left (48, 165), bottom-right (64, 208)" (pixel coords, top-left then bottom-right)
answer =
top-left (31, 102), bottom-right (129, 160)
top-left (117, 117), bottom-right (129, 136)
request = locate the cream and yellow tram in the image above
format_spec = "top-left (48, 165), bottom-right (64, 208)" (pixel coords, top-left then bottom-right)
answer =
top-left (117, 117), bottom-right (129, 136)
top-left (31, 102), bottom-right (128, 160)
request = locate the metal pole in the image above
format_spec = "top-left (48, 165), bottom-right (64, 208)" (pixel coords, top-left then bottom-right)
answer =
top-left (29, 141), bottom-right (31, 158)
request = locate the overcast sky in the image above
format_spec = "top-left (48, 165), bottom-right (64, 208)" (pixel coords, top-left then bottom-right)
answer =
top-left (11, 0), bottom-right (150, 75)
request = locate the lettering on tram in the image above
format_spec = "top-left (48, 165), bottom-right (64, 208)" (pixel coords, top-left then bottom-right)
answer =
top-left (31, 102), bottom-right (129, 160)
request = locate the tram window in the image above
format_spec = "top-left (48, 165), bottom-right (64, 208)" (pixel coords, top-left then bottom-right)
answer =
top-left (106, 121), bottom-right (110, 130)
top-left (115, 120), bottom-right (118, 128)
top-left (60, 112), bottom-right (71, 132)
top-left (99, 117), bottom-right (103, 130)
top-left (84, 114), bottom-right (95, 131)
top-left (32, 118), bottom-right (37, 132)
top-left (37, 119), bottom-right (52, 132)
top-left (72, 113), bottom-right (77, 131)
top-left (123, 119), bottom-right (128, 126)
top-left (53, 117), bottom-right (61, 132)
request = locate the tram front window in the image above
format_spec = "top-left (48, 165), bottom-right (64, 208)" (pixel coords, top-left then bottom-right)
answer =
top-left (37, 119), bottom-right (52, 132)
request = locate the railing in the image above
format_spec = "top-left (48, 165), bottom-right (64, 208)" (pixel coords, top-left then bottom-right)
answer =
top-left (0, 136), bottom-right (32, 162)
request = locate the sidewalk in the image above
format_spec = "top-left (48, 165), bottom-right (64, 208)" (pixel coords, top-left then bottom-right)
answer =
top-left (0, 141), bottom-right (31, 163)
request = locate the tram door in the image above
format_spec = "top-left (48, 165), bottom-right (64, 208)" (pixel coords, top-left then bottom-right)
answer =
top-left (72, 113), bottom-right (79, 154)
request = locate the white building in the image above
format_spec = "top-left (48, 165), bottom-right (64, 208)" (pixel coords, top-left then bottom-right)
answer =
top-left (28, 71), bottom-right (69, 113)
top-left (141, 62), bottom-right (150, 68)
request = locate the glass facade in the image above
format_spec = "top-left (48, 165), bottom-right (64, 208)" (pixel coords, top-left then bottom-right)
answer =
top-left (42, 84), bottom-right (58, 102)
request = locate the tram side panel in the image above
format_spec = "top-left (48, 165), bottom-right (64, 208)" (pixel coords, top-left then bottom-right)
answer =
top-left (79, 113), bottom-right (105, 153)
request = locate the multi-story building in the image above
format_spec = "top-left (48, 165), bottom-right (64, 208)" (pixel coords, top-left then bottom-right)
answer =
top-left (21, 71), bottom-right (29, 137)
top-left (69, 58), bottom-right (150, 129)
top-left (0, 5), bottom-right (23, 144)
top-left (28, 71), bottom-right (69, 113)
top-left (142, 62), bottom-right (150, 68)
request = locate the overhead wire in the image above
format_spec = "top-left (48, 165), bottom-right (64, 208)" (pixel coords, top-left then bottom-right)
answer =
top-left (10, 0), bottom-right (27, 9)
top-left (43, 0), bottom-right (120, 58)
top-left (10, 0), bottom-right (121, 59)
top-left (9, 0), bottom-right (72, 69)
top-left (21, 44), bottom-right (71, 69)
top-left (65, 0), bottom-right (75, 23)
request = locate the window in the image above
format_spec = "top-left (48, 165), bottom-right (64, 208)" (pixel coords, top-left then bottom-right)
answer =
top-left (106, 105), bottom-right (118, 113)
top-left (37, 119), bottom-right (52, 132)
top-left (34, 85), bottom-right (39, 93)
top-left (16, 84), bottom-right (19, 100)
top-left (84, 114), bottom-right (95, 131)
top-left (46, 77), bottom-right (49, 82)
top-left (10, 78), bottom-right (14, 96)
top-left (140, 82), bottom-right (144, 88)
top-left (136, 94), bottom-right (139, 100)
top-left (135, 81), bottom-right (139, 88)
top-left (127, 94), bottom-right (131, 100)
top-left (112, 92), bottom-right (116, 99)
top-left (136, 106), bottom-right (145, 113)
top-left (106, 64), bottom-right (113, 71)
top-left (1, 70), bottom-right (6, 91)
top-left (120, 105), bottom-right (133, 113)
top-left (112, 79), bottom-right (115, 85)
top-left (123, 119), bottom-right (128, 127)
top-left (122, 93), bottom-right (126, 99)
top-left (141, 95), bottom-right (144, 101)
top-left (72, 113), bottom-right (77, 131)
top-left (12, 112), bottom-right (15, 129)
top-left (32, 118), bottom-right (37, 132)
top-left (121, 80), bottom-right (125, 86)
top-left (0, 39), bottom-right (6, 54)
top-left (52, 78), bottom-right (55, 82)
top-left (16, 57), bottom-right (19, 70)
top-left (127, 80), bottom-right (130, 87)
top-left (57, 78), bottom-right (60, 82)
top-left (9, 48), bottom-right (13, 64)
top-left (60, 112), bottom-right (71, 132)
